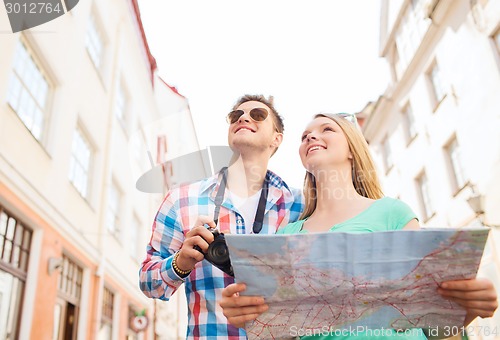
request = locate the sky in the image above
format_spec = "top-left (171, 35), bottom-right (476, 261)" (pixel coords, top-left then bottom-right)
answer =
top-left (137, 0), bottom-right (390, 188)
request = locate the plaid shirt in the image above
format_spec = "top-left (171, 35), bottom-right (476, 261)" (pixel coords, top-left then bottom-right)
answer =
top-left (139, 170), bottom-right (303, 339)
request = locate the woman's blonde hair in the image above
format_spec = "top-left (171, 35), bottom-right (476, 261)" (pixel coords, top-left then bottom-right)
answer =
top-left (300, 113), bottom-right (384, 220)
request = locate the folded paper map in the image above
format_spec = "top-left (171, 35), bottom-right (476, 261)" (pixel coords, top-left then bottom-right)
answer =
top-left (225, 228), bottom-right (489, 340)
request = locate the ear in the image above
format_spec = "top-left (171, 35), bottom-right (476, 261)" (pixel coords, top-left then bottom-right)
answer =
top-left (348, 151), bottom-right (353, 160)
top-left (271, 132), bottom-right (283, 149)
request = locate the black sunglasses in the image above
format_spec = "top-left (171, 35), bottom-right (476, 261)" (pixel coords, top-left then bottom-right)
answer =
top-left (226, 108), bottom-right (270, 124)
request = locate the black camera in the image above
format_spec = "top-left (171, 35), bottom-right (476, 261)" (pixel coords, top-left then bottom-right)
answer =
top-left (194, 228), bottom-right (234, 277)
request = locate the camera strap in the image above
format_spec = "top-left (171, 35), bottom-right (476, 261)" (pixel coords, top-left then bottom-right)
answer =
top-left (213, 167), bottom-right (269, 234)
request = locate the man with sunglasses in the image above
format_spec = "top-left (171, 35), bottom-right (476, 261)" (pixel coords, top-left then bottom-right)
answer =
top-left (139, 94), bottom-right (303, 339)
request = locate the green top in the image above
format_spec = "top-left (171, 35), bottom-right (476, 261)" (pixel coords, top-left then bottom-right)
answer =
top-left (277, 197), bottom-right (417, 235)
top-left (277, 197), bottom-right (428, 340)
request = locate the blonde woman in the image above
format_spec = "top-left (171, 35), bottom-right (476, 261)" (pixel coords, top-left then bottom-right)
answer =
top-left (220, 113), bottom-right (498, 339)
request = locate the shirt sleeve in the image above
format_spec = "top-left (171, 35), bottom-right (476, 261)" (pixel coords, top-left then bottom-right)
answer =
top-left (389, 198), bottom-right (418, 230)
top-left (139, 191), bottom-right (186, 300)
top-left (288, 187), bottom-right (305, 223)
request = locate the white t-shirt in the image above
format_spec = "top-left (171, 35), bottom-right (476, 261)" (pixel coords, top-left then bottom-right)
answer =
top-left (227, 189), bottom-right (262, 234)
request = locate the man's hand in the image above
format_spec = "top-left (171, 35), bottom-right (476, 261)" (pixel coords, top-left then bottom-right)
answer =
top-left (438, 277), bottom-right (498, 326)
top-left (176, 216), bottom-right (216, 272)
top-left (220, 283), bottom-right (268, 328)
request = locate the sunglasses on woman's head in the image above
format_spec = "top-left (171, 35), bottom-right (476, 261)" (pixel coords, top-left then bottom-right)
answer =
top-left (334, 112), bottom-right (358, 125)
top-left (226, 108), bottom-right (270, 124)
top-left (329, 112), bottom-right (361, 131)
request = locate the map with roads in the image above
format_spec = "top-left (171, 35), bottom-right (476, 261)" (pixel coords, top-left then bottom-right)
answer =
top-left (225, 228), bottom-right (489, 340)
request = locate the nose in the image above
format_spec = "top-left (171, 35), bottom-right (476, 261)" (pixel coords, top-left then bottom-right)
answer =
top-left (306, 133), bottom-right (318, 142)
top-left (237, 112), bottom-right (251, 123)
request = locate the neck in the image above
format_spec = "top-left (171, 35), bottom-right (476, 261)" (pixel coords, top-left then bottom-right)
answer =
top-left (312, 165), bottom-right (364, 214)
top-left (226, 152), bottom-right (268, 197)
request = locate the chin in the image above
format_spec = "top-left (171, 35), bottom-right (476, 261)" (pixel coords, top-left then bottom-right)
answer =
top-left (304, 160), bottom-right (327, 173)
top-left (231, 140), bottom-right (257, 151)
top-left (304, 163), bottom-right (318, 173)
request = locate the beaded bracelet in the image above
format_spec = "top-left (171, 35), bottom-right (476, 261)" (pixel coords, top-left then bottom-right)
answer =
top-left (173, 251), bottom-right (192, 277)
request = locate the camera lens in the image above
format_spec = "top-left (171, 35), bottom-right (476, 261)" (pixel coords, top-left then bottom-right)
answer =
top-left (206, 239), bottom-right (230, 265)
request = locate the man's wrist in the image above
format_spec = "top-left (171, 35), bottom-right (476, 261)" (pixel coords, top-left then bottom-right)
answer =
top-left (172, 251), bottom-right (192, 278)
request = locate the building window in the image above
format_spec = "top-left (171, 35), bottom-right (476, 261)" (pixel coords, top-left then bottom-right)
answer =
top-left (115, 83), bottom-right (128, 128)
top-left (395, 0), bottom-right (430, 72)
top-left (131, 127), bottom-right (148, 168)
top-left (128, 217), bottom-right (140, 259)
top-left (6, 41), bottom-right (50, 141)
top-left (427, 62), bottom-right (446, 105)
top-left (416, 171), bottom-right (434, 221)
top-left (402, 103), bottom-right (417, 144)
top-left (445, 137), bottom-right (468, 193)
top-left (69, 128), bottom-right (93, 198)
top-left (85, 13), bottom-right (105, 70)
top-left (382, 136), bottom-right (393, 173)
top-left (106, 181), bottom-right (121, 237)
top-left (53, 255), bottom-right (83, 340)
top-left (0, 205), bottom-right (32, 340)
top-left (98, 287), bottom-right (114, 340)
top-left (58, 255), bottom-right (83, 304)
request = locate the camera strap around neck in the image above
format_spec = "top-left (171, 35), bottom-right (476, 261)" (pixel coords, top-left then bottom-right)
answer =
top-left (213, 167), bottom-right (269, 234)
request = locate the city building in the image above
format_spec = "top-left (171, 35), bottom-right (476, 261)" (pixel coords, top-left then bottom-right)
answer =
top-left (364, 0), bottom-right (500, 337)
top-left (0, 0), bottom-right (197, 339)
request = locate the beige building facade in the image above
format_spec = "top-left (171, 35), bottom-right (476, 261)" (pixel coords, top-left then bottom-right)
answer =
top-left (364, 0), bottom-right (500, 338)
top-left (0, 0), bottom-right (196, 339)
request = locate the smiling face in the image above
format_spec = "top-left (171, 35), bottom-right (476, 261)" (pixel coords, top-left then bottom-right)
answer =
top-left (299, 116), bottom-right (352, 174)
top-left (227, 100), bottom-right (282, 156)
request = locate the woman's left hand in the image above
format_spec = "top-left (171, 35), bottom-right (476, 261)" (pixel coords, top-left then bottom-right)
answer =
top-left (438, 277), bottom-right (498, 326)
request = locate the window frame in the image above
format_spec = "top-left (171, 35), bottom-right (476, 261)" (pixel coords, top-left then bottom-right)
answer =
top-left (444, 136), bottom-right (469, 195)
top-left (131, 125), bottom-right (148, 168)
top-left (106, 180), bottom-right (122, 239)
top-left (415, 171), bottom-right (435, 222)
top-left (401, 102), bottom-right (417, 145)
top-left (54, 254), bottom-right (83, 340)
top-left (114, 81), bottom-right (129, 131)
top-left (128, 216), bottom-right (140, 260)
top-left (68, 126), bottom-right (94, 200)
top-left (426, 61), bottom-right (447, 110)
top-left (382, 135), bottom-right (394, 174)
top-left (85, 10), bottom-right (107, 74)
top-left (0, 205), bottom-right (33, 340)
top-left (394, 0), bottom-right (431, 74)
top-left (6, 39), bottom-right (52, 143)
top-left (101, 286), bottom-right (114, 327)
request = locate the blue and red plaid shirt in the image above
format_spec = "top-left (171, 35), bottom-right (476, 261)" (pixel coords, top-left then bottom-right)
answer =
top-left (139, 169), bottom-right (303, 339)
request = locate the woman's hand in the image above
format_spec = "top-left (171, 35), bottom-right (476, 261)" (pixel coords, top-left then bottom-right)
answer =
top-left (438, 277), bottom-right (498, 326)
top-left (220, 283), bottom-right (269, 328)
